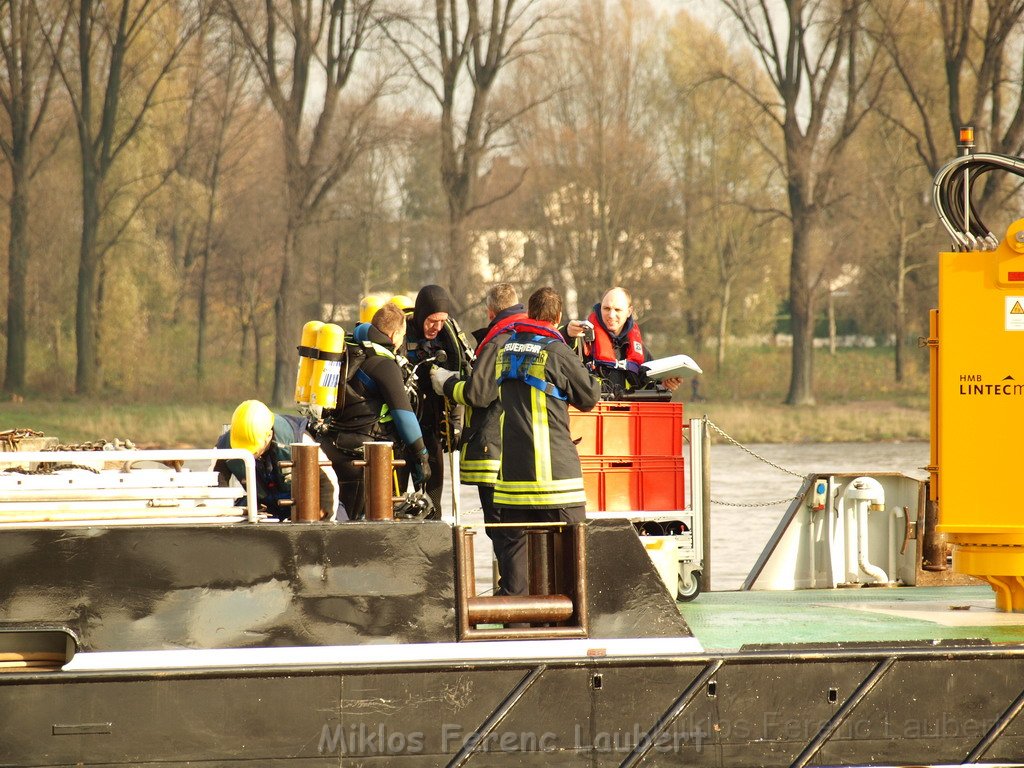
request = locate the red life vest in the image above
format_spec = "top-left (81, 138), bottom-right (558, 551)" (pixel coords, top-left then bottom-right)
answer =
top-left (475, 310), bottom-right (527, 355)
top-left (507, 318), bottom-right (565, 342)
top-left (586, 310), bottom-right (646, 375)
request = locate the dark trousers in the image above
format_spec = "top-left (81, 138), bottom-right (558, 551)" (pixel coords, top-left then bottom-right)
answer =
top-left (478, 485), bottom-right (515, 595)
top-left (317, 430), bottom-right (384, 520)
top-left (497, 505), bottom-right (586, 597)
top-left (423, 433), bottom-right (445, 517)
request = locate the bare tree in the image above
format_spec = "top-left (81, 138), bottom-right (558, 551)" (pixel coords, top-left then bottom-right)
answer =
top-left (388, 0), bottom-right (546, 311)
top-left (510, 1), bottom-right (675, 311)
top-left (224, 0), bottom-right (386, 405)
top-left (173, 22), bottom-right (259, 383)
top-left (840, 123), bottom-right (935, 381)
top-left (310, 139), bottom-right (411, 319)
top-left (0, 0), bottom-right (68, 393)
top-left (870, 0), bottom-right (1024, 213)
top-left (46, 0), bottom-right (204, 394)
top-left (662, 12), bottom-right (788, 367)
top-left (719, 0), bottom-right (884, 405)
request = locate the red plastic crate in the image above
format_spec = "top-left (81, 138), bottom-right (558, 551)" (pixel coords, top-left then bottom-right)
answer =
top-left (570, 402), bottom-right (683, 457)
top-left (580, 455), bottom-right (686, 511)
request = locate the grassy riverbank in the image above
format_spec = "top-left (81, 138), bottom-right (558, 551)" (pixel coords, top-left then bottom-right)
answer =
top-left (0, 347), bottom-right (930, 447)
top-left (0, 397), bottom-right (930, 447)
top-left (686, 400), bottom-right (929, 444)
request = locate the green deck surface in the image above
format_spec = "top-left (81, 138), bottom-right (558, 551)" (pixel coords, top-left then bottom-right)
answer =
top-left (678, 586), bottom-right (1024, 651)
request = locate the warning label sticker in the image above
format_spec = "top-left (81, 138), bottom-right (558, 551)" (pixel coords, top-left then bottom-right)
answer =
top-left (1007, 297), bottom-right (1024, 331)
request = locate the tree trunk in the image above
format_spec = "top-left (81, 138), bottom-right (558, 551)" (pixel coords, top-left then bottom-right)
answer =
top-left (240, 318), bottom-right (250, 366)
top-left (785, 211), bottom-right (816, 406)
top-left (53, 318), bottom-right (61, 368)
top-left (75, 166), bottom-right (101, 395)
top-left (195, 166), bottom-right (220, 383)
top-left (271, 219), bottom-right (298, 405)
top-left (196, 246), bottom-right (210, 384)
top-left (4, 161), bottom-right (29, 393)
top-left (716, 278), bottom-right (731, 367)
top-left (895, 239), bottom-right (907, 383)
top-left (446, 209), bottom-right (472, 314)
top-left (828, 289), bottom-right (837, 355)
top-left (254, 325), bottom-right (263, 389)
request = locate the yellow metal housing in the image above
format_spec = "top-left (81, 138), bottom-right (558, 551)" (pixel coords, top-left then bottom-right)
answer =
top-left (935, 219), bottom-right (1024, 610)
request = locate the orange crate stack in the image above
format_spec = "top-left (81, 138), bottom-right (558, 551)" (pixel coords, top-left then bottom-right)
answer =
top-left (570, 401), bottom-right (682, 455)
top-left (570, 401), bottom-right (685, 511)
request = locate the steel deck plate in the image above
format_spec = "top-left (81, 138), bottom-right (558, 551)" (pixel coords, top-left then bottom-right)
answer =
top-left (678, 585), bottom-right (1024, 650)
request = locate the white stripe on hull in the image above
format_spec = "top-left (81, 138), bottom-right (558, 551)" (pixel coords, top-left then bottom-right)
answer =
top-left (61, 636), bottom-right (704, 672)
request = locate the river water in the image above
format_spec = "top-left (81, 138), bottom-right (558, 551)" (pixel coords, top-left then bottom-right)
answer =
top-left (454, 441), bottom-right (931, 593)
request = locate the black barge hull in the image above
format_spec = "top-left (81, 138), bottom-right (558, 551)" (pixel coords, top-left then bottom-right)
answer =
top-left (4, 646), bottom-right (1024, 766)
top-left (1, 521), bottom-right (1022, 766)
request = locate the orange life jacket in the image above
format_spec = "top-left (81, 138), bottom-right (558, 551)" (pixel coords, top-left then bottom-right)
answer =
top-left (586, 310), bottom-right (645, 376)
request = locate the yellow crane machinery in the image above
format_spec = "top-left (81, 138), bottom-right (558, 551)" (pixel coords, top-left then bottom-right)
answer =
top-left (932, 140), bottom-right (1024, 610)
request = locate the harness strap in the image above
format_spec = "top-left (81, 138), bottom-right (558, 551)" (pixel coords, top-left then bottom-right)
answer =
top-left (497, 332), bottom-right (568, 401)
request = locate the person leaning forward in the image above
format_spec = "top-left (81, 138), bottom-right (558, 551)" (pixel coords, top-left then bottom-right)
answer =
top-left (214, 399), bottom-right (340, 521)
top-left (316, 302), bottom-right (430, 519)
top-left (563, 286), bottom-right (683, 398)
top-left (431, 283), bottom-right (526, 594)
top-left (404, 284), bottom-right (474, 513)
top-left (493, 287), bottom-right (602, 596)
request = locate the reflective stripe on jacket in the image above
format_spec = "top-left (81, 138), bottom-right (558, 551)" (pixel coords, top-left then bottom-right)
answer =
top-left (494, 323), bottom-right (601, 509)
top-left (448, 307), bottom-right (527, 486)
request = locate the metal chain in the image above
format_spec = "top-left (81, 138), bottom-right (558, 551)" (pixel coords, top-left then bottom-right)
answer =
top-left (47, 438), bottom-right (136, 452)
top-left (706, 420), bottom-right (805, 478)
top-left (3, 463), bottom-right (100, 475)
top-left (705, 419), bottom-right (805, 508)
top-left (710, 495), bottom-right (800, 508)
top-left (0, 428), bottom-right (44, 451)
top-left (1, 435), bottom-right (133, 476)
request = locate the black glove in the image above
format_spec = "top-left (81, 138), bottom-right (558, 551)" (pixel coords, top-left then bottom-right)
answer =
top-left (411, 448), bottom-right (431, 489)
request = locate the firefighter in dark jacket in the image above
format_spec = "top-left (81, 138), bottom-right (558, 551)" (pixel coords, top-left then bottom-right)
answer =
top-left (494, 287), bottom-right (602, 596)
top-left (431, 283), bottom-right (526, 594)
top-left (317, 302), bottom-right (431, 519)
top-left (214, 400), bottom-right (339, 520)
top-left (564, 286), bottom-right (682, 398)
top-left (404, 284), bottom-right (474, 512)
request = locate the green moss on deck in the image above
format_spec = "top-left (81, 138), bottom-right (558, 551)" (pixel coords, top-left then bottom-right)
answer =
top-left (678, 586), bottom-right (1024, 651)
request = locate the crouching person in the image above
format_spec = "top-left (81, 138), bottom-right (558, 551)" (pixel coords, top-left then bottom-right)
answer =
top-left (214, 399), bottom-right (341, 521)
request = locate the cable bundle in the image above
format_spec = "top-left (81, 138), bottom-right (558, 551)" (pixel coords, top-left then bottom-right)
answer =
top-left (932, 153), bottom-right (1024, 251)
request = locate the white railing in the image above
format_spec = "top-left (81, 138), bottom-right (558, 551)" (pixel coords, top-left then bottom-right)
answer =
top-left (0, 449), bottom-right (259, 525)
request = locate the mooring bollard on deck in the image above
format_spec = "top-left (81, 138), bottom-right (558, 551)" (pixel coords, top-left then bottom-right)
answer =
top-left (354, 441), bottom-right (404, 520)
top-left (285, 442), bottom-right (326, 522)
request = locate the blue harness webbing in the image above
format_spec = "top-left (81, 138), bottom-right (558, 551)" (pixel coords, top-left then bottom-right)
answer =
top-left (498, 332), bottom-right (568, 401)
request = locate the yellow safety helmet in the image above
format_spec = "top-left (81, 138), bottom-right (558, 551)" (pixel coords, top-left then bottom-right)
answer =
top-left (359, 293), bottom-right (389, 324)
top-left (229, 400), bottom-right (275, 455)
top-left (390, 294), bottom-right (414, 312)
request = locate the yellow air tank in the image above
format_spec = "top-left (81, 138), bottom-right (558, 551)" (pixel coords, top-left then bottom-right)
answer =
top-left (294, 320), bottom-right (324, 405)
top-left (935, 218), bottom-right (1024, 610)
top-left (390, 294), bottom-right (413, 312)
top-left (359, 293), bottom-right (390, 324)
top-left (310, 323), bottom-right (345, 410)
